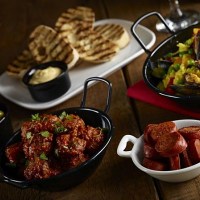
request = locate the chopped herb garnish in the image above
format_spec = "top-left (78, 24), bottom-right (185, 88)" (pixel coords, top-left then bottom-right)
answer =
top-left (40, 152), bottom-right (48, 160)
top-left (55, 125), bottom-right (67, 133)
top-left (59, 111), bottom-right (73, 120)
top-left (26, 132), bottom-right (32, 139)
top-left (59, 111), bottom-right (67, 120)
top-left (31, 113), bottom-right (40, 121)
top-left (54, 122), bottom-right (67, 133)
top-left (40, 131), bottom-right (50, 137)
top-left (66, 114), bottom-right (73, 120)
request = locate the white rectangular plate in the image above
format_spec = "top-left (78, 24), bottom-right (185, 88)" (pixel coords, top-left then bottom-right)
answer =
top-left (0, 19), bottom-right (156, 110)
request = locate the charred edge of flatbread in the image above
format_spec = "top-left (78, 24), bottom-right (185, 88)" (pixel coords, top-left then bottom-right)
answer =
top-left (6, 49), bottom-right (36, 77)
top-left (55, 6), bottom-right (95, 31)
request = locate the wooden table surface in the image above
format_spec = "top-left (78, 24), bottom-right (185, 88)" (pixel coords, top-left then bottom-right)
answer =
top-left (1, 0), bottom-right (200, 199)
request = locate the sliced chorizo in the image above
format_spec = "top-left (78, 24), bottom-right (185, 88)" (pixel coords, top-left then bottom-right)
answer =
top-left (180, 150), bottom-right (192, 168)
top-left (155, 131), bottom-right (187, 157)
top-left (143, 143), bottom-right (160, 159)
top-left (187, 139), bottom-right (200, 164)
top-left (143, 124), bottom-right (157, 144)
top-left (169, 154), bottom-right (181, 170)
top-left (178, 126), bottom-right (200, 140)
top-left (144, 121), bottom-right (177, 144)
top-left (143, 157), bottom-right (167, 171)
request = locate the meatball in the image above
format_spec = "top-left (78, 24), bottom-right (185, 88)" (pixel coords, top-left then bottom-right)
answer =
top-left (68, 153), bottom-right (89, 168)
top-left (21, 121), bottom-right (43, 139)
top-left (62, 114), bottom-right (85, 137)
top-left (84, 126), bottom-right (105, 153)
top-left (56, 134), bottom-right (86, 158)
top-left (24, 157), bottom-right (61, 180)
top-left (23, 132), bottom-right (53, 160)
top-left (5, 142), bottom-right (24, 164)
top-left (40, 114), bottom-right (63, 133)
top-left (60, 152), bottom-right (89, 170)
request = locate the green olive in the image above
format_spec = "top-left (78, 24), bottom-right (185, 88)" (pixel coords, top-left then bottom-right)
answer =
top-left (0, 110), bottom-right (5, 120)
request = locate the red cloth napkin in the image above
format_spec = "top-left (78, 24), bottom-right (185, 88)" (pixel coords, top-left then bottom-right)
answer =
top-left (127, 80), bottom-right (200, 119)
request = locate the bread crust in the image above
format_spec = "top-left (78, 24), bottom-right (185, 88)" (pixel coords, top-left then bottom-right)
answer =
top-left (6, 49), bottom-right (36, 78)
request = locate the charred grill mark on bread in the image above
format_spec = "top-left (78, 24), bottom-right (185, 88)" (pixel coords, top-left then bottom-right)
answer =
top-left (6, 49), bottom-right (36, 77)
top-left (94, 24), bottom-right (123, 37)
top-left (94, 23), bottom-right (130, 49)
top-left (73, 31), bottom-right (119, 63)
top-left (28, 25), bottom-right (79, 68)
top-left (55, 6), bottom-right (95, 32)
top-left (56, 20), bottom-right (119, 63)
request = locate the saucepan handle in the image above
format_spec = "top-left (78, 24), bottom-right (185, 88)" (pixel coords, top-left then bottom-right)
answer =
top-left (131, 11), bottom-right (175, 55)
top-left (117, 135), bottom-right (138, 158)
top-left (80, 77), bottom-right (112, 114)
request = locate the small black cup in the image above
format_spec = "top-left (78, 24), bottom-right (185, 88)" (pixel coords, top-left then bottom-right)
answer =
top-left (22, 61), bottom-right (71, 102)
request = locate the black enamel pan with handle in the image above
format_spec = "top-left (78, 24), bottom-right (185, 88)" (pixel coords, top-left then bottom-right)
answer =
top-left (131, 11), bottom-right (200, 107)
top-left (0, 77), bottom-right (114, 191)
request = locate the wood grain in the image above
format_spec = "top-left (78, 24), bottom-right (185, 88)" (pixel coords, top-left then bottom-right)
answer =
top-left (0, 0), bottom-right (200, 199)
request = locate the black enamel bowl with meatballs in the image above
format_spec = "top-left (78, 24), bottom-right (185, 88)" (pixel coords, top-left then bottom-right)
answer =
top-left (0, 77), bottom-right (113, 191)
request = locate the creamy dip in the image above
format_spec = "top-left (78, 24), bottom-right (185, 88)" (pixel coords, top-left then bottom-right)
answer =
top-left (29, 66), bottom-right (62, 85)
top-left (0, 110), bottom-right (4, 120)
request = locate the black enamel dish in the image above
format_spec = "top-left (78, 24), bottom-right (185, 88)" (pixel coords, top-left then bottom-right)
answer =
top-left (22, 61), bottom-right (71, 102)
top-left (131, 12), bottom-right (200, 107)
top-left (0, 77), bottom-right (113, 191)
top-left (0, 102), bottom-right (13, 149)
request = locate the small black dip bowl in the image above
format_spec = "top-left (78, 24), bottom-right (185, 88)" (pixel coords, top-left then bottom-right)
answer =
top-left (22, 61), bottom-right (71, 102)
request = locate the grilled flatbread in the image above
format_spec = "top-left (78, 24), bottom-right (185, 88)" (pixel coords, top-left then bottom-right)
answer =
top-left (57, 21), bottom-right (119, 63)
top-left (6, 49), bottom-right (36, 77)
top-left (94, 23), bottom-right (130, 49)
top-left (28, 25), bottom-right (79, 69)
top-left (55, 6), bottom-right (95, 32)
top-left (55, 6), bottom-right (119, 63)
top-left (74, 29), bottom-right (119, 63)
